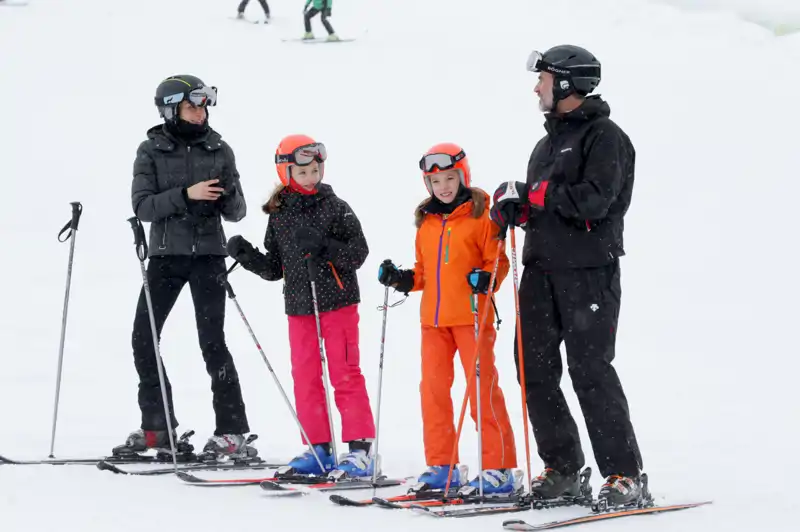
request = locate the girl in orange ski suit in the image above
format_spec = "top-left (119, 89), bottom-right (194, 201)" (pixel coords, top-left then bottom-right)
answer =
top-left (379, 143), bottom-right (517, 491)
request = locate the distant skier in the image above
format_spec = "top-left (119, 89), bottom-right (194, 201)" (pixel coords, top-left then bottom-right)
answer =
top-left (490, 45), bottom-right (646, 508)
top-left (303, 0), bottom-right (338, 41)
top-left (237, 0), bottom-right (270, 22)
top-left (116, 74), bottom-right (257, 461)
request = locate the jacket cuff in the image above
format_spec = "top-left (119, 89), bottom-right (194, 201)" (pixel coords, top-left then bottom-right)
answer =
top-left (528, 181), bottom-right (549, 209)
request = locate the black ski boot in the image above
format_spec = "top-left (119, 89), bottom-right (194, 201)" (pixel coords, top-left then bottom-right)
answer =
top-left (197, 434), bottom-right (260, 463)
top-left (594, 473), bottom-right (654, 512)
top-left (528, 467), bottom-right (594, 509)
top-left (112, 429), bottom-right (195, 461)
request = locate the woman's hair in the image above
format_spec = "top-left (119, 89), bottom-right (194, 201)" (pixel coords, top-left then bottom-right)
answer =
top-left (262, 183), bottom-right (286, 214)
top-left (414, 187), bottom-right (486, 228)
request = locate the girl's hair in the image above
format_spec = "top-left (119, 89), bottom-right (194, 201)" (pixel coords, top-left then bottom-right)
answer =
top-left (262, 183), bottom-right (286, 214)
top-left (414, 187), bottom-right (486, 228)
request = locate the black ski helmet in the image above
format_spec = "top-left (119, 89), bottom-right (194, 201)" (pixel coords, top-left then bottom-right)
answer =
top-left (154, 74), bottom-right (217, 122)
top-left (527, 45), bottom-right (601, 106)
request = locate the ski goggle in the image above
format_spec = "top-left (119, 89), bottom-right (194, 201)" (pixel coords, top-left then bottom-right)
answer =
top-left (526, 50), bottom-right (600, 79)
top-left (419, 150), bottom-right (466, 173)
top-left (275, 143), bottom-right (328, 166)
top-left (526, 51), bottom-right (570, 76)
top-left (159, 86), bottom-right (218, 108)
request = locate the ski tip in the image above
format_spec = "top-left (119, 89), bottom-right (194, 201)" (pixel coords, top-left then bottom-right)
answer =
top-left (96, 460), bottom-right (125, 474)
top-left (329, 494), bottom-right (370, 506)
top-left (176, 471), bottom-right (203, 483)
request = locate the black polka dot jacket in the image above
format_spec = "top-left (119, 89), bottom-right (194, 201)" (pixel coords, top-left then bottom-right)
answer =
top-left (245, 183), bottom-right (368, 316)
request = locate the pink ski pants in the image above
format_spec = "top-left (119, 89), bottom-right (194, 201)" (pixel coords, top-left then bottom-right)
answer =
top-left (287, 304), bottom-right (375, 444)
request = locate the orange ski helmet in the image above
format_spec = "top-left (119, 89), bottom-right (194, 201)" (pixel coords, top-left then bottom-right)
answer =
top-left (419, 142), bottom-right (471, 194)
top-left (274, 134), bottom-right (327, 186)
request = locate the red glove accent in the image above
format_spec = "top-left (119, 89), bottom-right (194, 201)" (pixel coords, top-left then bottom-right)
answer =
top-left (528, 181), bottom-right (549, 209)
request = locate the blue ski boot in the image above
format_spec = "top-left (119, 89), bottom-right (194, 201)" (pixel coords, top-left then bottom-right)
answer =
top-left (276, 444), bottom-right (336, 476)
top-left (409, 464), bottom-right (468, 492)
top-left (328, 449), bottom-right (378, 480)
top-left (458, 468), bottom-right (524, 496)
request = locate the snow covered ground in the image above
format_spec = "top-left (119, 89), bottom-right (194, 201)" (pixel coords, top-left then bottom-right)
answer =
top-left (1, 0), bottom-right (798, 530)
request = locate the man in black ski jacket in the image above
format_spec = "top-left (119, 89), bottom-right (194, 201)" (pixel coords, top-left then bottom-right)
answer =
top-left (116, 75), bottom-right (256, 461)
top-left (490, 45), bottom-right (645, 508)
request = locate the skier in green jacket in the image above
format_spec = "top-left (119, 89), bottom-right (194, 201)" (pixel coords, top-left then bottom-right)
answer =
top-left (303, 0), bottom-right (338, 41)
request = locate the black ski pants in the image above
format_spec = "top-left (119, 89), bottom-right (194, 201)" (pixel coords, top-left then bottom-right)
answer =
top-left (304, 7), bottom-right (335, 34)
top-left (237, 0), bottom-right (270, 17)
top-left (131, 255), bottom-right (249, 435)
top-left (514, 259), bottom-right (642, 478)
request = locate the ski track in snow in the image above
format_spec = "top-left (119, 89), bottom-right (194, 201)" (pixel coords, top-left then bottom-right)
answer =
top-left (0, 0), bottom-right (798, 530)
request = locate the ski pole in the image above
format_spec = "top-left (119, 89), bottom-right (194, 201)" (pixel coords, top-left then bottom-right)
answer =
top-left (49, 201), bottom-right (83, 458)
top-left (371, 277), bottom-right (391, 485)
top-left (217, 262), bottom-right (326, 474)
top-left (306, 257), bottom-right (339, 464)
top-left (471, 292), bottom-right (484, 499)
top-left (444, 240), bottom-right (504, 494)
top-left (127, 216), bottom-right (179, 473)
top-left (509, 227), bottom-right (533, 500)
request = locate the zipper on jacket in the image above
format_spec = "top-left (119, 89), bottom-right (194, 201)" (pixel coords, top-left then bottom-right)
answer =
top-left (186, 145), bottom-right (198, 255)
top-left (434, 216), bottom-right (447, 327)
top-left (444, 227), bottom-right (452, 264)
top-left (159, 219), bottom-right (168, 250)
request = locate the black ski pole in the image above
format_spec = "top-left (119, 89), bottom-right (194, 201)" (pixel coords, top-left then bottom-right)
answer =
top-left (49, 201), bottom-right (83, 458)
top-left (127, 216), bottom-right (179, 473)
top-left (216, 263), bottom-right (326, 473)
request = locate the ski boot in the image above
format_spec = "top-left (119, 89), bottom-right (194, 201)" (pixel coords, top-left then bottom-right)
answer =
top-left (197, 433), bottom-right (259, 463)
top-left (275, 444), bottom-right (336, 477)
top-left (326, 33), bottom-right (340, 42)
top-left (594, 472), bottom-right (653, 512)
top-left (236, 11), bottom-right (244, 19)
top-left (112, 429), bottom-right (195, 461)
top-left (458, 468), bottom-right (524, 497)
top-left (302, 32), bottom-right (314, 40)
top-left (408, 464), bottom-right (468, 494)
top-left (327, 449), bottom-right (380, 480)
top-left (528, 467), bottom-right (594, 509)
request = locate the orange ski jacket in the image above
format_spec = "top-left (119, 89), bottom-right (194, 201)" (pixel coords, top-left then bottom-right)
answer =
top-left (409, 188), bottom-right (509, 328)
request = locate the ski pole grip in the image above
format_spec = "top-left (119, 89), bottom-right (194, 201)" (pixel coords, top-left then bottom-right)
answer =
top-left (305, 255), bottom-right (318, 280)
top-left (58, 201), bottom-right (84, 242)
top-left (69, 202), bottom-right (83, 230)
top-left (127, 216), bottom-right (148, 262)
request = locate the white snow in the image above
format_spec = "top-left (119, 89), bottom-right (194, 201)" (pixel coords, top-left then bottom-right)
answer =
top-left (1, 0), bottom-right (798, 530)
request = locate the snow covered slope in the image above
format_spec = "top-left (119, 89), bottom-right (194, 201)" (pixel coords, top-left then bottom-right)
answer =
top-left (0, 0), bottom-right (798, 530)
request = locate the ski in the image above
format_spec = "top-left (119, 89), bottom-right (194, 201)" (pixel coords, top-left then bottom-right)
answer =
top-left (176, 471), bottom-right (278, 486)
top-left (502, 501), bottom-right (713, 530)
top-left (281, 38), bottom-right (356, 44)
top-left (0, 453), bottom-right (198, 466)
top-left (96, 458), bottom-right (282, 476)
top-left (329, 487), bottom-right (460, 507)
top-left (260, 475), bottom-right (408, 496)
top-left (0, 2), bottom-right (29, 6)
top-left (228, 16), bottom-right (270, 25)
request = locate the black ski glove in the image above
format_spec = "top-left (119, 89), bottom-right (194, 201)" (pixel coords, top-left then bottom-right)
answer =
top-left (227, 235), bottom-right (257, 263)
top-left (466, 268), bottom-right (495, 295)
top-left (490, 181), bottom-right (530, 236)
top-left (378, 259), bottom-right (414, 295)
top-left (294, 226), bottom-right (328, 258)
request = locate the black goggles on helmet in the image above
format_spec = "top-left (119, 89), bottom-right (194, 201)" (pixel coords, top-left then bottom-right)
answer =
top-left (275, 143), bottom-right (328, 166)
top-left (159, 86), bottom-right (218, 108)
top-left (419, 150), bottom-right (466, 173)
top-left (526, 50), bottom-right (600, 79)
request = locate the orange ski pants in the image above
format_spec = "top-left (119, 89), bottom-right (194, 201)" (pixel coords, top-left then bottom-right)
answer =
top-left (420, 324), bottom-right (517, 470)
